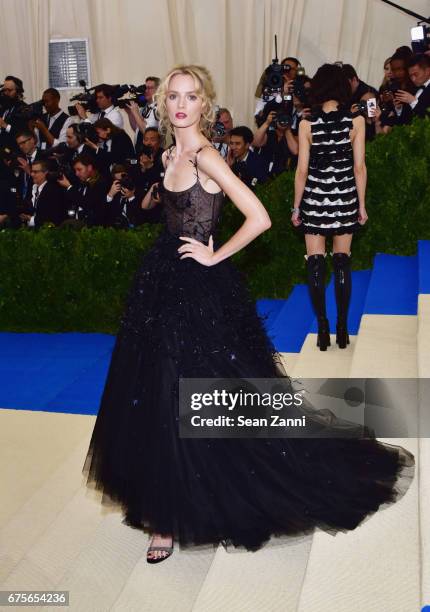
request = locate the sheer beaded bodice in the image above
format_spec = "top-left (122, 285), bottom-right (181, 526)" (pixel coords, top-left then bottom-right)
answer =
top-left (159, 145), bottom-right (225, 244)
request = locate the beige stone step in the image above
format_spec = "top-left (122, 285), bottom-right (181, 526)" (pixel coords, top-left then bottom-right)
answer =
top-left (291, 333), bottom-right (356, 379)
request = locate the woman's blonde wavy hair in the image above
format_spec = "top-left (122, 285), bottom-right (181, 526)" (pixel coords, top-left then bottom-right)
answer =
top-left (155, 64), bottom-right (216, 138)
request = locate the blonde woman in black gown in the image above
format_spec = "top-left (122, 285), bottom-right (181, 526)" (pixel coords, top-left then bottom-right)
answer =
top-left (83, 64), bottom-right (414, 564)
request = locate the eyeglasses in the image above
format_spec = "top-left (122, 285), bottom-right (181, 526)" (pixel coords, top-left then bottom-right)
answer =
top-left (17, 137), bottom-right (33, 146)
top-left (30, 169), bottom-right (45, 174)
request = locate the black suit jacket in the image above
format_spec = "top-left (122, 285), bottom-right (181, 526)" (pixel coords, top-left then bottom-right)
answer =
top-left (134, 151), bottom-right (164, 194)
top-left (15, 149), bottom-right (46, 200)
top-left (106, 191), bottom-right (143, 227)
top-left (24, 182), bottom-right (69, 227)
top-left (96, 131), bottom-right (136, 176)
top-left (231, 150), bottom-right (269, 189)
top-left (0, 101), bottom-right (30, 149)
top-left (66, 175), bottom-right (110, 226)
top-left (412, 84), bottom-right (430, 118)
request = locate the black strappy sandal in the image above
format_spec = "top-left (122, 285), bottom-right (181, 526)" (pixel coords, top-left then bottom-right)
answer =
top-left (146, 536), bottom-right (174, 564)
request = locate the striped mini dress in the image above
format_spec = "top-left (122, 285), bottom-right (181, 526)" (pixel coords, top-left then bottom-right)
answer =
top-left (300, 108), bottom-right (360, 235)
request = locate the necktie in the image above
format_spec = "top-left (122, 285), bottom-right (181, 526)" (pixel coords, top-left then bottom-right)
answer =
top-left (23, 157), bottom-right (33, 198)
top-left (99, 111), bottom-right (106, 119)
top-left (34, 186), bottom-right (40, 209)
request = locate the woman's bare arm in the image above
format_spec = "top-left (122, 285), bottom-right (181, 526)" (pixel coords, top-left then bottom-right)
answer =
top-left (141, 183), bottom-right (160, 209)
top-left (293, 120), bottom-right (310, 209)
top-left (194, 147), bottom-right (271, 265)
top-left (351, 115), bottom-right (367, 210)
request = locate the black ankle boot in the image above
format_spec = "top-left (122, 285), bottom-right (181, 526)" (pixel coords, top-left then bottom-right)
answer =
top-left (306, 254), bottom-right (330, 351)
top-left (332, 252), bottom-right (351, 349)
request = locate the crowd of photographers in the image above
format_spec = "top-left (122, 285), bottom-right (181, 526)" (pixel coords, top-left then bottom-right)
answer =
top-left (0, 38), bottom-right (429, 230)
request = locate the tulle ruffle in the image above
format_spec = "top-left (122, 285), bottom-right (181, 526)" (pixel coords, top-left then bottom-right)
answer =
top-left (83, 230), bottom-right (415, 552)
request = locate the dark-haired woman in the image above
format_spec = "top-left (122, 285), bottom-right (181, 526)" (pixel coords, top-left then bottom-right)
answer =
top-left (86, 118), bottom-right (135, 176)
top-left (292, 63), bottom-right (368, 351)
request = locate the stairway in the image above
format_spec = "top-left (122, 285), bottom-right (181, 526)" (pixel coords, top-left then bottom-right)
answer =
top-left (0, 241), bottom-right (429, 612)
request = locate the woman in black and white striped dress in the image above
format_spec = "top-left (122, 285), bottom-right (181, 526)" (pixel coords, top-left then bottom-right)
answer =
top-left (292, 63), bottom-right (368, 351)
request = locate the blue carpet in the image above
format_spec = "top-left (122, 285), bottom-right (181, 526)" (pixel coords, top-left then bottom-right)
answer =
top-left (310, 270), bottom-right (371, 334)
top-left (418, 240), bottom-right (430, 294)
top-left (256, 299), bottom-right (286, 332)
top-left (0, 333), bottom-right (114, 415)
top-left (363, 254), bottom-right (418, 315)
top-left (266, 285), bottom-right (315, 352)
top-left (0, 250), bottom-right (422, 415)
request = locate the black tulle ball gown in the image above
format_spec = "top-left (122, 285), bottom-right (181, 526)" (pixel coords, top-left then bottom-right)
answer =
top-left (82, 153), bottom-right (415, 552)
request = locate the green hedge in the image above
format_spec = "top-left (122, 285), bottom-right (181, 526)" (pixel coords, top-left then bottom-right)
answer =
top-left (1, 118), bottom-right (429, 333)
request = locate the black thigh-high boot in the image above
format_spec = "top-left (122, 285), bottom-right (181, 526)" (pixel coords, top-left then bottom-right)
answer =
top-left (305, 254), bottom-right (330, 351)
top-left (332, 252), bottom-right (351, 348)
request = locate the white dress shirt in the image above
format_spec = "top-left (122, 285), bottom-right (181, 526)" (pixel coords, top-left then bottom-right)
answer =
top-left (38, 109), bottom-right (74, 149)
top-left (141, 102), bottom-right (159, 129)
top-left (1, 107), bottom-right (14, 133)
top-left (85, 105), bottom-right (124, 128)
top-left (134, 102), bottom-right (159, 143)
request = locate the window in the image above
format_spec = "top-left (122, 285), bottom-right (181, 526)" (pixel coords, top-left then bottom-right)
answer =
top-left (49, 39), bottom-right (91, 89)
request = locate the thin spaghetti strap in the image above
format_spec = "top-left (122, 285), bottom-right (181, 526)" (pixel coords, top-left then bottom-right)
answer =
top-left (192, 144), bottom-right (214, 181)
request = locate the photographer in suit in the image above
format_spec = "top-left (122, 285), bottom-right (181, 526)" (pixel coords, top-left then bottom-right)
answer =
top-left (33, 88), bottom-right (72, 150)
top-left (0, 76), bottom-right (29, 150)
top-left (64, 124), bottom-right (96, 162)
top-left (124, 76), bottom-right (160, 152)
top-left (212, 107), bottom-right (233, 159)
top-left (253, 108), bottom-right (299, 175)
top-left (0, 182), bottom-right (18, 228)
top-left (84, 118), bottom-right (135, 177)
top-left (395, 54), bottom-right (430, 118)
top-left (58, 153), bottom-right (109, 226)
top-left (75, 84), bottom-right (124, 128)
top-left (135, 128), bottom-right (164, 194)
top-left (379, 52), bottom-right (417, 130)
top-left (227, 126), bottom-right (269, 189)
top-left (254, 57), bottom-right (301, 119)
top-left (341, 64), bottom-right (378, 105)
top-left (106, 164), bottom-right (142, 228)
top-left (19, 159), bottom-right (68, 228)
top-left (12, 129), bottom-right (45, 200)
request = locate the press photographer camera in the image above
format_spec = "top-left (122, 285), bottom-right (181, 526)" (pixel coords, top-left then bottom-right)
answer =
top-left (45, 159), bottom-right (76, 185)
top-left (411, 23), bottom-right (430, 54)
top-left (262, 56), bottom-right (293, 100)
top-left (212, 108), bottom-right (227, 138)
top-left (106, 166), bottom-right (139, 228)
top-left (118, 174), bottom-right (135, 191)
top-left (292, 68), bottom-right (310, 106)
top-left (0, 145), bottom-right (21, 170)
top-left (116, 84), bottom-right (148, 110)
top-left (70, 82), bottom-right (125, 128)
top-left (68, 80), bottom-right (101, 116)
top-left (256, 94), bottom-right (294, 129)
top-left (255, 38), bottom-right (302, 126)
